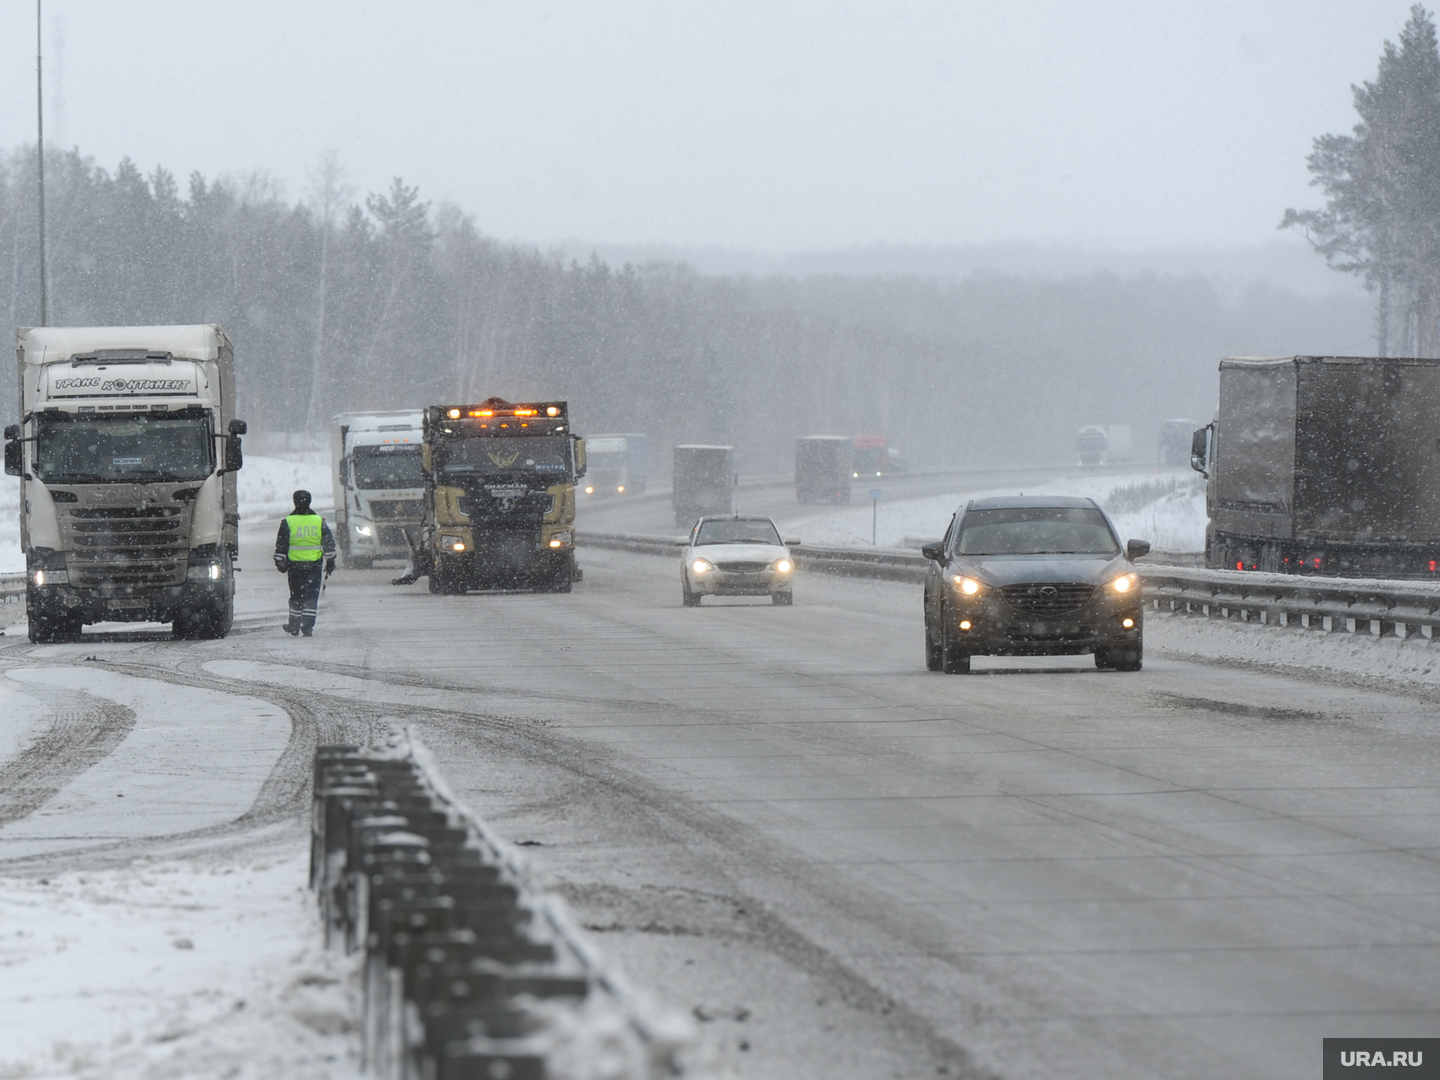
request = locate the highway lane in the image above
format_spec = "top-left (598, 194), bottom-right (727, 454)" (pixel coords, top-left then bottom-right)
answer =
top-left (1, 532), bottom-right (1437, 1078)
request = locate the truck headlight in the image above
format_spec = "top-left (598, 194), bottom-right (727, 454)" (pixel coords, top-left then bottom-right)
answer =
top-left (441, 536), bottom-right (465, 552)
top-left (355, 523), bottom-right (374, 537)
top-left (32, 568), bottom-right (69, 586)
top-left (548, 531), bottom-right (573, 549)
top-left (187, 562), bottom-right (223, 581)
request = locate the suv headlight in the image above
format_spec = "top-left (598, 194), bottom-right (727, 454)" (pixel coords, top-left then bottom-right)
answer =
top-left (952, 575), bottom-right (985, 596)
top-left (1108, 572), bottom-right (1138, 594)
top-left (187, 562), bottom-right (223, 582)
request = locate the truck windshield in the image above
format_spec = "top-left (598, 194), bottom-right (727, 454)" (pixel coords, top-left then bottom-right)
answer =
top-left (351, 445), bottom-right (424, 489)
top-left (34, 413), bottom-right (213, 483)
top-left (957, 507), bottom-right (1119, 556)
top-left (437, 435), bottom-right (571, 478)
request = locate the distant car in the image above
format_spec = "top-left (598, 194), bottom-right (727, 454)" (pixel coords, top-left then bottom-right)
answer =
top-left (681, 516), bottom-right (798, 606)
top-left (921, 496), bottom-right (1149, 673)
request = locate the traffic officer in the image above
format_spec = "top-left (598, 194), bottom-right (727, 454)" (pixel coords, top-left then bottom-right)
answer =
top-left (274, 489), bottom-right (337, 637)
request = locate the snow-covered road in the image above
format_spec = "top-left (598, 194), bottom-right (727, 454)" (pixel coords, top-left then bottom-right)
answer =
top-left (1, 500), bottom-right (1437, 1079)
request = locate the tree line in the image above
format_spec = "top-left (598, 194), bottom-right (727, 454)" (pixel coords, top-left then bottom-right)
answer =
top-left (1, 145), bottom-right (1369, 474)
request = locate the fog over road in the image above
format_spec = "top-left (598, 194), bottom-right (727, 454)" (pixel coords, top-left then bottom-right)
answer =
top-left (1, 522), bottom-right (1437, 1078)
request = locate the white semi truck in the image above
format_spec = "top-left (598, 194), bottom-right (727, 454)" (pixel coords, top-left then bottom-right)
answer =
top-left (330, 410), bottom-right (424, 567)
top-left (4, 325), bottom-right (246, 642)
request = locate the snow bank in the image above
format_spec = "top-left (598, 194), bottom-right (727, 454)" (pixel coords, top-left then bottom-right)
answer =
top-left (0, 850), bottom-right (362, 1080)
top-left (785, 469), bottom-right (1206, 552)
top-left (0, 452), bottom-right (333, 575)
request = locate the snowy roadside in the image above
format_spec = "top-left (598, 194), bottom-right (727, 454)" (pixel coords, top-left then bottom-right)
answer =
top-left (785, 469), bottom-right (1207, 552)
top-left (0, 845), bottom-right (362, 1080)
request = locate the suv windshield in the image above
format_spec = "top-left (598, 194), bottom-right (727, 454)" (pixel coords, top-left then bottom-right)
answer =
top-left (956, 507), bottom-right (1118, 556)
top-left (352, 445), bottom-right (424, 489)
top-left (437, 435), bottom-right (571, 478)
top-left (696, 519), bottom-right (781, 545)
top-left (34, 413), bottom-right (213, 483)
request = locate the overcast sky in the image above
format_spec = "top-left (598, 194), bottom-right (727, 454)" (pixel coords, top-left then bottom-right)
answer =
top-left (0, 1), bottom-right (1423, 255)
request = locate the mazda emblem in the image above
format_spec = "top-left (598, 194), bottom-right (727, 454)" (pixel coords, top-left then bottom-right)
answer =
top-left (1039, 586), bottom-right (1058, 599)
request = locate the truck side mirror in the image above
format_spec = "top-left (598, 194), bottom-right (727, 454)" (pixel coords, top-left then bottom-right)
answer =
top-left (1190, 426), bottom-right (1211, 478)
top-left (573, 437), bottom-right (586, 478)
top-left (1126, 539), bottom-right (1152, 560)
top-left (3, 440), bottom-right (20, 477)
top-left (228, 418), bottom-right (248, 436)
top-left (225, 434), bottom-right (244, 472)
top-left (3, 424), bottom-right (18, 441)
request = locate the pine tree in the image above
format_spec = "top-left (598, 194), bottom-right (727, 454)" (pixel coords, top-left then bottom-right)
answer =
top-left (1281, 5), bottom-right (1440, 355)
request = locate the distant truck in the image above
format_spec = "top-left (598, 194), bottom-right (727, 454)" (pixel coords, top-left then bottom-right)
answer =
top-left (582, 433), bottom-right (647, 497)
top-left (673, 445), bottom-right (733, 525)
top-left (1076, 424), bottom-right (1131, 466)
top-left (851, 434), bottom-right (902, 477)
top-left (331, 410), bottom-right (424, 568)
top-left (795, 435), bottom-right (851, 503)
top-left (1160, 419), bottom-right (1194, 467)
top-left (1192, 355), bottom-right (1440, 576)
top-left (411, 398), bottom-right (584, 594)
top-left (4, 325), bottom-right (246, 642)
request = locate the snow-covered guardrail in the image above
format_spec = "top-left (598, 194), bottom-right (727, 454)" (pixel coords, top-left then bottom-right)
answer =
top-left (1143, 566), bottom-right (1440, 639)
top-left (583, 532), bottom-right (1440, 640)
top-left (312, 731), bottom-right (688, 1080)
top-left (0, 572), bottom-right (23, 603)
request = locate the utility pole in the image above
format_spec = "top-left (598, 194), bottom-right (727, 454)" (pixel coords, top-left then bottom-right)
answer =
top-left (36, 0), bottom-right (49, 326)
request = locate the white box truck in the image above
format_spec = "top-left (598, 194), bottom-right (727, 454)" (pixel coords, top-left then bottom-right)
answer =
top-left (331, 410), bottom-right (424, 568)
top-left (4, 325), bottom-right (246, 642)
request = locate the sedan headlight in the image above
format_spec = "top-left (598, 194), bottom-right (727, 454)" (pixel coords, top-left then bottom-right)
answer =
top-left (952, 575), bottom-right (985, 596)
top-left (773, 558), bottom-right (794, 573)
top-left (691, 558), bottom-right (714, 574)
top-left (1109, 572), bottom-right (1138, 594)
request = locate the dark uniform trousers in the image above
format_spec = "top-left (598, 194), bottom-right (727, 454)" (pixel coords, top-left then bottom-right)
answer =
top-left (288, 563), bottom-right (325, 634)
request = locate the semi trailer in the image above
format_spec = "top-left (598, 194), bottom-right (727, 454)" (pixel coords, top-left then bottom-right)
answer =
top-left (673, 444), bottom-right (733, 525)
top-left (4, 325), bottom-right (246, 642)
top-left (1192, 354), bottom-right (1440, 576)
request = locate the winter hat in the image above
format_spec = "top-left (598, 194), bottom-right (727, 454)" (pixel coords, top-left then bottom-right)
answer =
top-left (293, 490), bottom-right (313, 511)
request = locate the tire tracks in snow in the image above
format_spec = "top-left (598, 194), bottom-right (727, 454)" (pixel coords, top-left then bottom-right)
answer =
top-left (0, 684), bottom-right (136, 826)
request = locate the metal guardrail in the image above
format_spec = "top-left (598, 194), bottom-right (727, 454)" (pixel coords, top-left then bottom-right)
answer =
top-left (1143, 565), bottom-right (1440, 639)
top-left (312, 731), bottom-right (687, 1080)
top-left (582, 532), bottom-right (1440, 641)
top-left (0, 572), bottom-right (23, 603)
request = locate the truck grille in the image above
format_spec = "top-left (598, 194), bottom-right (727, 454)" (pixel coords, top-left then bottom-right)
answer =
top-left (62, 505), bottom-right (189, 587)
top-left (370, 499), bottom-right (422, 521)
top-left (1000, 582), bottom-right (1095, 617)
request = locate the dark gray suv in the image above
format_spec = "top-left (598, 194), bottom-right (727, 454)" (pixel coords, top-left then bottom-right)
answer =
top-left (922, 496), bottom-right (1150, 674)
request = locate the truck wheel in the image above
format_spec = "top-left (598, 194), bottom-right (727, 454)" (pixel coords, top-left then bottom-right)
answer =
top-left (29, 613), bottom-right (77, 644)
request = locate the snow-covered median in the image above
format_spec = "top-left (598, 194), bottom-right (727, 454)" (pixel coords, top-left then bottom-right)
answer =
top-left (0, 849), bottom-right (361, 1080)
top-left (787, 469), bottom-right (1206, 552)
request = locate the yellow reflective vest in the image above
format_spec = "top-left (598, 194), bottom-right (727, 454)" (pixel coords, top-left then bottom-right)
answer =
top-left (285, 513), bottom-right (324, 562)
